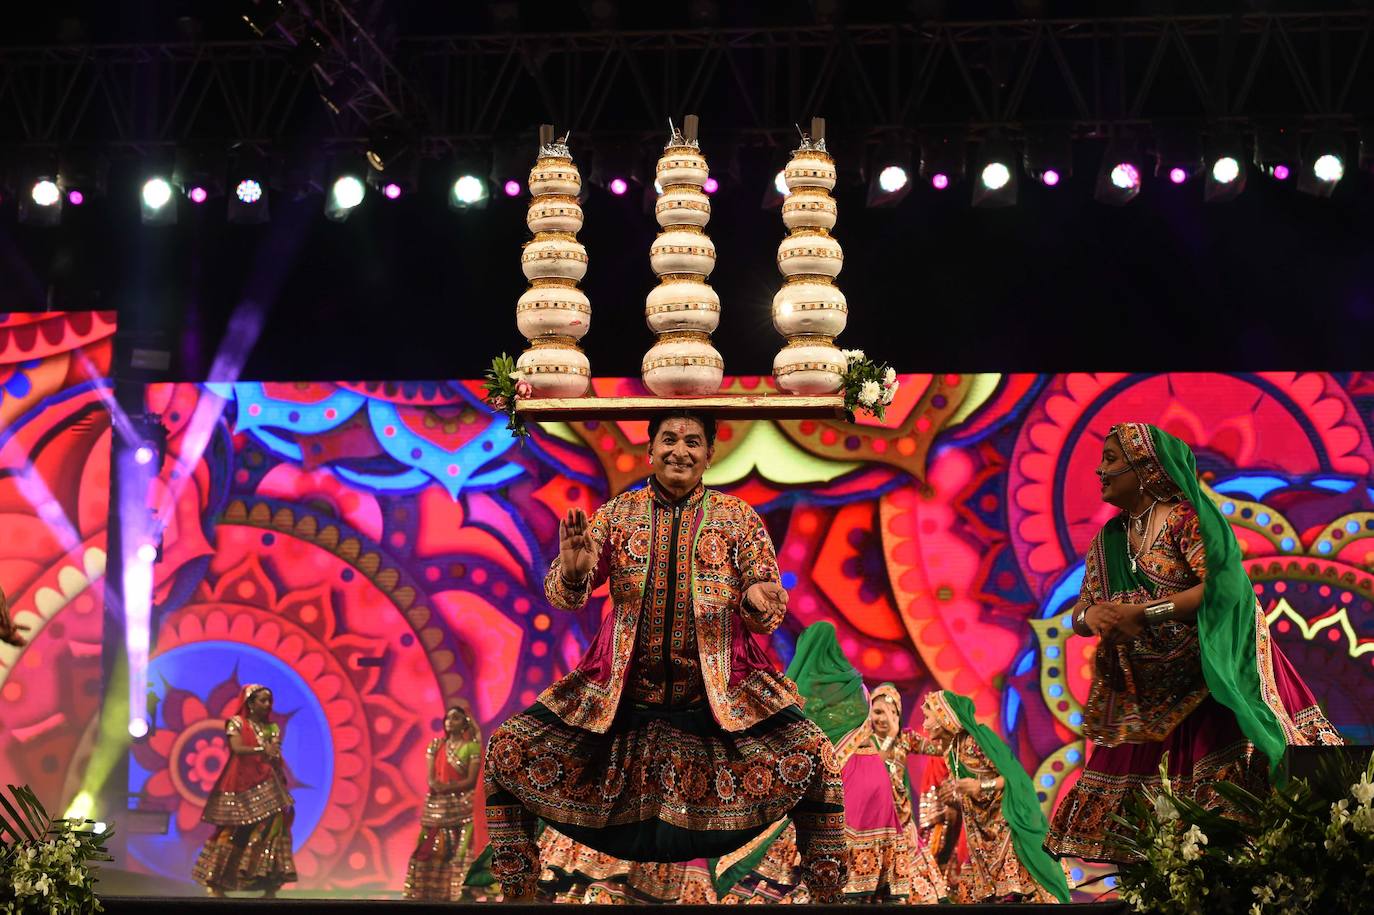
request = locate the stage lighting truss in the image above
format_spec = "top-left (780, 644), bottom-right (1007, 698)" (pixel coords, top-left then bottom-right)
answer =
top-left (1203, 133), bottom-right (1247, 203)
top-left (972, 139), bottom-right (1017, 208)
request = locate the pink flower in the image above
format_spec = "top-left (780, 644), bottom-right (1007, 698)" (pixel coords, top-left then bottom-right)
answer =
top-left (515, 380), bottom-right (533, 400)
top-left (489, 395), bottom-right (507, 411)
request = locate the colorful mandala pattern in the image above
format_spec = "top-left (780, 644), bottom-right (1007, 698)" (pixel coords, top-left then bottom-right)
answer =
top-left (7, 363), bottom-right (1372, 895)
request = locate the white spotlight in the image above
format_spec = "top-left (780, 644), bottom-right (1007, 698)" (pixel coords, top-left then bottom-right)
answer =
top-left (141, 178), bottom-right (173, 210)
top-left (980, 162), bottom-right (1011, 191)
top-left (31, 180), bottom-right (61, 207)
top-left (330, 175), bottom-right (366, 210)
top-left (877, 165), bottom-right (909, 193)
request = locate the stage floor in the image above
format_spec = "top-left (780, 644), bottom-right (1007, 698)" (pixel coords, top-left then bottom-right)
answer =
top-left (103, 900), bottom-right (1127, 913)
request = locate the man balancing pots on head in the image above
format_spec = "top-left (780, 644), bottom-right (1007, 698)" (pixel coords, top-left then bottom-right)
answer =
top-left (483, 408), bottom-right (848, 902)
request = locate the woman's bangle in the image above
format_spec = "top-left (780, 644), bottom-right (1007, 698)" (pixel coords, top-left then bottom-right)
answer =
top-left (1144, 600), bottom-right (1177, 625)
top-left (979, 778), bottom-right (997, 793)
top-left (560, 570), bottom-right (589, 589)
top-left (1072, 605), bottom-right (1090, 636)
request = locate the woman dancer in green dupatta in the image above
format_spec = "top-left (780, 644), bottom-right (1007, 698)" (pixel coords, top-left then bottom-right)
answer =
top-left (1045, 422), bottom-right (1342, 863)
top-left (917, 690), bottom-right (1070, 904)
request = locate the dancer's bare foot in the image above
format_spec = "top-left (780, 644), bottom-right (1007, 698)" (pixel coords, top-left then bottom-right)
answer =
top-left (206, 887), bottom-right (225, 898)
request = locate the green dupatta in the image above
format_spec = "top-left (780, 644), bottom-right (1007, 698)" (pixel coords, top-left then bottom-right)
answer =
top-left (940, 690), bottom-right (1070, 904)
top-left (1102, 425), bottom-right (1287, 772)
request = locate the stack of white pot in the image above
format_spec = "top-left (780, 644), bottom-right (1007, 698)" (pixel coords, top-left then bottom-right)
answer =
top-left (641, 116), bottom-right (724, 396)
top-left (772, 124), bottom-right (848, 394)
top-left (516, 128), bottom-right (592, 397)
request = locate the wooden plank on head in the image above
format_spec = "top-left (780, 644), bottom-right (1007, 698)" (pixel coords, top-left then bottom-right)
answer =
top-left (539, 124), bottom-right (554, 147)
top-left (684, 115), bottom-right (699, 141)
top-left (811, 117), bottom-right (826, 142)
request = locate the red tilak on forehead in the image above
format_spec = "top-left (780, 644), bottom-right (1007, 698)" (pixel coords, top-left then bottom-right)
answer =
top-left (658, 419), bottom-right (702, 437)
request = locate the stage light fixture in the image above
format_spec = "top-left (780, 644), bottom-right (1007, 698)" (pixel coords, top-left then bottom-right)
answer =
top-left (774, 170), bottom-right (790, 197)
top-left (703, 176), bottom-right (719, 194)
top-left (1023, 125), bottom-right (1071, 187)
top-left (918, 128), bottom-right (965, 190)
top-left (19, 168), bottom-right (63, 226)
top-left (325, 175), bottom-right (366, 221)
top-left (175, 146), bottom-right (225, 207)
top-left (1298, 131), bottom-right (1346, 197)
top-left (1254, 124), bottom-right (1299, 181)
top-left (489, 138), bottom-right (528, 200)
top-left (239, 0), bottom-right (286, 37)
top-left (287, 27), bottom-right (327, 72)
top-left (590, 142), bottom-right (641, 197)
top-left (972, 140), bottom-right (1017, 207)
top-left (382, 182), bottom-right (403, 200)
top-left (58, 149), bottom-right (109, 205)
top-left (1154, 123), bottom-right (1203, 185)
top-left (365, 132), bottom-right (411, 173)
top-left (136, 542), bottom-right (159, 564)
top-left (32, 180), bottom-right (60, 207)
top-left (867, 134), bottom-right (913, 207)
top-left (1094, 140), bottom-right (1144, 205)
top-left (450, 174), bottom-right (489, 210)
top-left (227, 151), bottom-right (270, 224)
top-left (1203, 134), bottom-right (1247, 203)
top-left (140, 176), bottom-right (177, 226)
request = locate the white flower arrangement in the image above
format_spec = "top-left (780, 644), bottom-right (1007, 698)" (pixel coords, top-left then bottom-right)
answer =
top-left (1115, 751), bottom-right (1374, 915)
top-left (838, 349), bottom-right (899, 421)
top-left (1, 786), bottom-right (112, 914)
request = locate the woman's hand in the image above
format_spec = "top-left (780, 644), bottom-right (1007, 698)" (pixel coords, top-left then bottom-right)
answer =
top-left (1084, 602), bottom-right (1146, 641)
top-left (742, 582), bottom-right (788, 633)
top-left (953, 777), bottom-right (983, 799)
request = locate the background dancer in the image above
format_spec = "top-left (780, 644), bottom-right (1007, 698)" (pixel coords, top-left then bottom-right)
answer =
top-left (404, 703), bottom-right (482, 900)
top-left (191, 684), bottom-right (295, 897)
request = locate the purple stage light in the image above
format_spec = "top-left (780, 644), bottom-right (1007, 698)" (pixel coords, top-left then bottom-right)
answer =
top-left (67, 189), bottom-right (85, 206)
top-left (503, 179), bottom-right (522, 197)
top-left (703, 176), bottom-right (719, 194)
top-left (608, 177), bottom-right (629, 196)
top-left (1168, 167), bottom-right (1187, 185)
top-left (931, 173), bottom-right (950, 190)
top-left (382, 182), bottom-right (403, 200)
top-left (1041, 170), bottom-right (1060, 187)
top-left (188, 186), bottom-right (209, 204)
top-left (1272, 164), bottom-right (1291, 181)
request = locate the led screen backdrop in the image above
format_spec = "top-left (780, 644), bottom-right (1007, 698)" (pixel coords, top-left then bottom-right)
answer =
top-left (0, 310), bottom-right (117, 813)
top-left (87, 372), bottom-right (1374, 889)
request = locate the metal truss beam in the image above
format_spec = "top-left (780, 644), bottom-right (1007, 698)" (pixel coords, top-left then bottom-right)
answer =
top-left (0, 11), bottom-right (1369, 153)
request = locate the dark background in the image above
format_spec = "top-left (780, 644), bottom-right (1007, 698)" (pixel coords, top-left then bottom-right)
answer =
top-left (3, 0), bottom-right (1372, 381)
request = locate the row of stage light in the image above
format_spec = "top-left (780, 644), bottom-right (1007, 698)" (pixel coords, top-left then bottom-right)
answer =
top-left (1, 131), bottom-right (1358, 226)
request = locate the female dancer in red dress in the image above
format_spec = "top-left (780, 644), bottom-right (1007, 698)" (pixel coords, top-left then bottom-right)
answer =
top-left (192, 684), bottom-right (296, 896)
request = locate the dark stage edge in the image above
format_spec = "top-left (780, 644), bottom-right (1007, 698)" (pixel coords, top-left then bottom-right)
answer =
top-left (104, 900), bottom-right (1126, 913)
